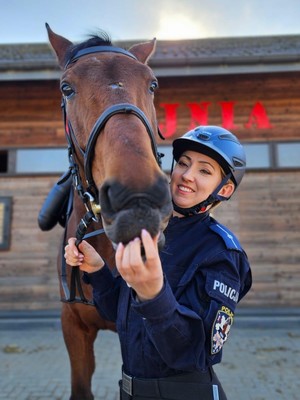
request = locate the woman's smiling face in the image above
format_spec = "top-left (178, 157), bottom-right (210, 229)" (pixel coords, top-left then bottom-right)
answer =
top-left (170, 150), bottom-right (227, 213)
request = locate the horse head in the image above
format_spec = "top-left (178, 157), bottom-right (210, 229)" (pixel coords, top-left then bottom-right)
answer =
top-left (46, 24), bottom-right (172, 248)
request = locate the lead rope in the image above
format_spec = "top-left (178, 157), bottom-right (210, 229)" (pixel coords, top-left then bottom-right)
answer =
top-left (60, 187), bottom-right (94, 305)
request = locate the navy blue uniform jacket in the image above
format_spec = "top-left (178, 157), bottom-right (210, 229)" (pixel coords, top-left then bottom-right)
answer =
top-left (84, 212), bottom-right (252, 379)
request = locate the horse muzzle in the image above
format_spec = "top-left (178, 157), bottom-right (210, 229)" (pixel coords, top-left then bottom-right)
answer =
top-left (99, 177), bottom-right (172, 248)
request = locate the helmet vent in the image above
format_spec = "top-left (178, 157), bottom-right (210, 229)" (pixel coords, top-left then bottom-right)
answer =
top-left (219, 134), bottom-right (239, 143)
top-left (233, 157), bottom-right (246, 168)
top-left (197, 133), bottom-right (210, 141)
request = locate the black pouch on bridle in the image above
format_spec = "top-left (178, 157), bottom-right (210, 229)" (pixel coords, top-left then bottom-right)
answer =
top-left (38, 171), bottom-right (73, 231)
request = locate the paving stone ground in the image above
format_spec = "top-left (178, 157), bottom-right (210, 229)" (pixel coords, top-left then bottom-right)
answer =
top-left (1, 310), bottom-right (299, 400)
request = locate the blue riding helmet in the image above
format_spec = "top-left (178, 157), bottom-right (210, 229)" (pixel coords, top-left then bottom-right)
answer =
top-left (172, 125), bottom-right (246, 190)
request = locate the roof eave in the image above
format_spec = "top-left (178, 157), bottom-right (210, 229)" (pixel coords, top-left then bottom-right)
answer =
top-left (152, 59), bottom-right (300, 77)
top-left (1, 58), bottom-right (299, 81)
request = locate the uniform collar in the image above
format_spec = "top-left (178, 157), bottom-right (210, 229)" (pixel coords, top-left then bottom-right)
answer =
top-left (168, 211), bottom-right (210, 229)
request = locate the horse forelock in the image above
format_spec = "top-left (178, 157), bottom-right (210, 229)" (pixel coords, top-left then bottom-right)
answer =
top-left (64, 31), bottom-right (113, 68)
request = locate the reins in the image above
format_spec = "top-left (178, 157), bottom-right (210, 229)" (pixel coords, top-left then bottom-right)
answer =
top-left (59, 177), bottom-right (104, 305)
top-left (60, 44), bottom-right (165, 305)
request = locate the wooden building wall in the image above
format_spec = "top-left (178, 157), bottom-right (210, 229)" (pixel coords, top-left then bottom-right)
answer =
top-left (155, 71), bottom-right (300, 141)
top-left (1, 71), bottom-right (300, 148)
top-left (0, 71), bottom-right (300, 310)
top-left (0, 176), bottom-right (63, 310)
top-left (1, 171), bottom-right (299, 310)
top-left (213, 172), bottom-right (300, 307)
top-left (0, 80), bottom-right (64, 148)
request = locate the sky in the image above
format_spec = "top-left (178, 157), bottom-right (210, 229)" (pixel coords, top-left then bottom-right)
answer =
top-left (1, 0), bottom-right (300, 44)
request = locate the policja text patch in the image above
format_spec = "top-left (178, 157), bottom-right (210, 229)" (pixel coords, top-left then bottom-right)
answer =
top-left (213, 279), bottom-right (239, 303)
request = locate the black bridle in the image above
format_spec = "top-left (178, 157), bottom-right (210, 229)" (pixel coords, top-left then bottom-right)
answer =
top-left (63, 45), bottom-right (164, 223)
top-left (67, 102), bottom-right (163, 203)
top-left (61, 44), bottom-right (164, 304)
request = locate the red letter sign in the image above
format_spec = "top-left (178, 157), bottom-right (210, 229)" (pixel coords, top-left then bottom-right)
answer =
top-left (159, 103), bottom-right (179, 138)
top-left (244, 102), bottom-right (273, 129)
top-left (219, 101), bottom-right (239, 130)
top-left (187, 102), bottom-right (210, 129)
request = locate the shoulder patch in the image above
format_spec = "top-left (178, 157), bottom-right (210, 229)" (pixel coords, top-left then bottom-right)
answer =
top-left (209, 223), bottom-right (242, 251)
top-left (211, 306), bottom-right (234, 354)
top-left (206, 273), bottom-right (240, 305)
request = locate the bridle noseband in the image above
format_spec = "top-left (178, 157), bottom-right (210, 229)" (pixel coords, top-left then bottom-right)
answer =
top-left (84, 103), bottom-right (162, 198)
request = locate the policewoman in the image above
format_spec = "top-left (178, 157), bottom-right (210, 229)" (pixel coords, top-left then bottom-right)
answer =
top-left (65, 126), bottom-right (252, 400)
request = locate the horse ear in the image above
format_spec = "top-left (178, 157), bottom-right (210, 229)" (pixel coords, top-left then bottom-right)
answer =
top-left (45, 23), bottom-right (73, 69)
top-left (128, 38), bottom-right (156, 64)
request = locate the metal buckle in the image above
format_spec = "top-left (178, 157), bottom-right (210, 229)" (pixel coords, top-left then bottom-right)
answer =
top-left (83, 191), bottom-right (101, 222)
top-left (122, 372), bottom-right (133, 396)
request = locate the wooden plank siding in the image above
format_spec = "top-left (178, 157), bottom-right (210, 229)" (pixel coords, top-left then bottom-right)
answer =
top-left (0, 70), bottom-right (300, 310)
top-left (155, 71), bottom-right (300, 142)
top-left (0, 176), bottom-right (63, 310)
top-left (0, 171), bottom-right (299, 310)
top-left (1, 72), bottom-right (300, 148)
top-left (213, 172), bottom-right (300, 307)
top-left (0, 80), bottom-right (64, 147)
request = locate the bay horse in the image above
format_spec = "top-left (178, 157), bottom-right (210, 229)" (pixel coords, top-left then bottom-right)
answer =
top-left (45, 24), bottom-right (172, 400)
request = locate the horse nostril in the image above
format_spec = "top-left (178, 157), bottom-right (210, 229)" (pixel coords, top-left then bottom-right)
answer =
top-left (99, 181), bottom-right (116, 216)
top-left (107, 187), bottom-right (113, 201)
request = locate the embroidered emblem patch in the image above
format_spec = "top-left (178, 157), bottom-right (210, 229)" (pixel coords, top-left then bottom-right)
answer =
top-left (211, 306), bottom-right (234, 354)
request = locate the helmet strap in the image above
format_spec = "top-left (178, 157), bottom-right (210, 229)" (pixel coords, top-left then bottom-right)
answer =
top-left (172, 173), bottom-right (231, 217)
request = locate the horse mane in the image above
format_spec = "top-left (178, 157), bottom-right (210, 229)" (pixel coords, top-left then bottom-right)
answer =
top-left (65, 30), bottom-right (113, 66)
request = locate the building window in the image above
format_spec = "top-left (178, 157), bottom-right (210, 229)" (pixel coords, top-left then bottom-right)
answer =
top-left (0, 150), bottom-right (8, 173)
top-left (276, 142), bottom-right (300, 168)
top-left (0, 142), bottom-right (299, 175)
top-left (0, 197), bottom-right (12, 250)
top-left (157, 142), bottom-right (300, 171)
top-left (15, 148), bottom-right (69, 173)
top-left (243, 143), bottom-right (271, 169)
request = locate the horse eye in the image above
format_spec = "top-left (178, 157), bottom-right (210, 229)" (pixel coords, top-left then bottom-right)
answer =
top-left (61, 82), bottom-right (75, 99)
top-left (149, 81), bottom-right (158, 93)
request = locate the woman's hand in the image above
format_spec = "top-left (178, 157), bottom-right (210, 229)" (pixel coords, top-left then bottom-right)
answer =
top-left (115, 229), bottom-right (164, 302)
top-left (64, 238), bottom-right (105, 274)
